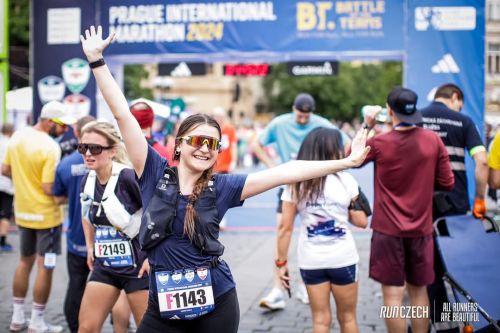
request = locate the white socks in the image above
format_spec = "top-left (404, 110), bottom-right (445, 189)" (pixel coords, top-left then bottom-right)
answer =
top-left (12, 297), bottom-right (25, 324)
top-left (30, 302), bottom-right (47, 328)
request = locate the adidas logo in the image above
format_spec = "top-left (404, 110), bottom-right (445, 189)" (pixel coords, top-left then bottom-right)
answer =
top-left (171, 62), bottom-right (192, 77)
top-left (431, 54), bottom-right (460, 73)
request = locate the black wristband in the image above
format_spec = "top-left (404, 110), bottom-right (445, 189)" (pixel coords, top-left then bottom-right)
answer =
top-left (88, 58), bottom-right (105, 69)
top-left (362, 123), bottom-right (372, 130)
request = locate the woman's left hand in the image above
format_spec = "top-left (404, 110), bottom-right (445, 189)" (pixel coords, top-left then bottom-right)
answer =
top-left (80, 25), bottom-right (115, 62)
top-left (346, 128), bottom-right (370, 167)
top-left (138, 258), bottom-right (150, 278)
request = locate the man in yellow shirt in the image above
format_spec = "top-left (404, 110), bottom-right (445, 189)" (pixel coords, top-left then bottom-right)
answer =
top-left (489, 131), bottom-right (500, 190)
top-left (2, 100), bottom-right (76, 333)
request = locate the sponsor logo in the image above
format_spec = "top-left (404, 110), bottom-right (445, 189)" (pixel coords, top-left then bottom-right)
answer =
top-left (62, 58), bottom-right (90, 94)
top-left (415, 7), bottom-right (476, 31)
top-left (37, 75), bottom-right (65, 103)
top-left (172, 271), bottom-right (183, 284)
top-left (185, 270), bottom-right (195, 282)
top-left (157, 273), bottom-right (169, 285)
top-left (96, 229), bottom-right (102, 238)
top-left (102, 228), bottom-right (109, 237)
top-left (158, 62), bottom-right (207, 77)
top-left (427, 87), bottom-right (438, 101)
top-left (63, 93), bottom-right (91, 119)
top-left (291, 61), bottom-right (336, 76)
top-left (170, 62), bottom-right (192, 77)
top-left (109, 229), bottom-right (117, 238)
top-left (431, 54), bottom-right (460, 74)
top-left (197, 268), bottom-right (208, 280)
top-left (224, 64), bottom-right (270, 76)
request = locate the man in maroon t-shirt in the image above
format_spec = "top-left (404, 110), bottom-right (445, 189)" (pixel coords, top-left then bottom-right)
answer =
top-left (362, 87), bottom-right (454, 333)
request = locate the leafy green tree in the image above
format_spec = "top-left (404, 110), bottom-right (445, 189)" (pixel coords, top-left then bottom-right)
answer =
top-left (9, 0), bottom-right (29, 46)
top-left (124, 65), bottom-right (154, 100)
top-left (263, 62), bottom-right (402, 122)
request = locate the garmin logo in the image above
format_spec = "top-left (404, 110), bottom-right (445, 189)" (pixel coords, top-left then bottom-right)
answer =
top-left (287, 61), bottom-right (338, 76)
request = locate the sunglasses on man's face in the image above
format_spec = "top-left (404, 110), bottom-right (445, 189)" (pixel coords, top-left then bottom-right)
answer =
top-left (77, 143), bottom-right (113, 155)
top-left (179, 135), bottom-right (221, 151)
top-left (51, 119), bottom-right (67, 127)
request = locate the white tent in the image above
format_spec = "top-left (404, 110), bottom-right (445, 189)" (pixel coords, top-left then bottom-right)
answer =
top-left (6, 87), bottom-right (32, 128)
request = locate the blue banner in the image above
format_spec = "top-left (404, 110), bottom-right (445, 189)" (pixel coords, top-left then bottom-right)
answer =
top-left (100, 0), bottom-right (405, 60)
top-left (405, 0), bottom-right (485, 207)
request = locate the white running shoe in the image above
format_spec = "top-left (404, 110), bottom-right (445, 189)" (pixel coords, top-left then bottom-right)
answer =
top-left (9, 320), bottom-right (29, 332)
top-left (27, 322), bottom-right (63, 333)
top-left (258, 288), bottom-right (286, 310)
top-left (295, 283), bottom-right (310, 304)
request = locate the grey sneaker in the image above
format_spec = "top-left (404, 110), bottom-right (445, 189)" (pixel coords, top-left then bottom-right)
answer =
top-left (259, 288), bottom-right (286, 310)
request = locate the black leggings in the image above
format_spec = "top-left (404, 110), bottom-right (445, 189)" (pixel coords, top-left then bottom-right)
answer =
top-left (137, 288), bottom-right (239, 333)
top-left (64, 252), bottom-right (90, 333)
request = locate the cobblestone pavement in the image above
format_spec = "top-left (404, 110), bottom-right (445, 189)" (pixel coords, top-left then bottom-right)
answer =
top-left (0, 229), bottom-right (386, 333)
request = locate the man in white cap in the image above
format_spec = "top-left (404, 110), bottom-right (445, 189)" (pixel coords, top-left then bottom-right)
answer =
top-left (2, 100), bottom-right (76, 333)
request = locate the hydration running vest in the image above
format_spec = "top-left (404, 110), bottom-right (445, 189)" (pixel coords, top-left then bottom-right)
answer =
top-left (139, 167), bottom-right (224, 256)
top-left (81, 162), bottom-right (143, 239)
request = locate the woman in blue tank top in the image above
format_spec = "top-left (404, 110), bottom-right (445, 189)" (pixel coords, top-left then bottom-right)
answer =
top-left (81, 25), bottom-right (370, 333)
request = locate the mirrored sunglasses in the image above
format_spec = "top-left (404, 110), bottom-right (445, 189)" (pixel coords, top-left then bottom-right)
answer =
top-left (179, 135), bottom-right (221, 151)
top-left (77, 143), bottom-right (113, 155)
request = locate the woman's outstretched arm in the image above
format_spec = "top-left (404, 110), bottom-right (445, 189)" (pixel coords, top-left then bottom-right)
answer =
top-left (80, 25), bottom-right (148, 177)
top-left (241, 129), bottom-right (370, 200)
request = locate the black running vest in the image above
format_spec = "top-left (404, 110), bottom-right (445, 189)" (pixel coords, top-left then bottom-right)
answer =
top-left (139, 167), bottom-right (224, 256)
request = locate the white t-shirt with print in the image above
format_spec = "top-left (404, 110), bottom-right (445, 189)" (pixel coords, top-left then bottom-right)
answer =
top-left (282, 172), bottom-right (360, 270)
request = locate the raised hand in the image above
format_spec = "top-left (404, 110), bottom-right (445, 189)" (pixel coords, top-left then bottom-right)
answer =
top-left (80, 25), bottom-right (115, 62)
top-left (347, 128), bottom-right (370, 167)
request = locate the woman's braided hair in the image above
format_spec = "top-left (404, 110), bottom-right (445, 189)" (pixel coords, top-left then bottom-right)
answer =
top-left (175, 114), bottom-right (221, 241)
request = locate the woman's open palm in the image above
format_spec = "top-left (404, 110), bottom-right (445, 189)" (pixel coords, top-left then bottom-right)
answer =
top-left (80, 25), bottom-right (115, 62)
top-left (347, 128), bottom-right (370, 166)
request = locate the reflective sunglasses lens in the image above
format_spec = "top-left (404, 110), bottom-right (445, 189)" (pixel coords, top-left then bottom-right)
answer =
top-left (189, 136), bottom-right (219, 150)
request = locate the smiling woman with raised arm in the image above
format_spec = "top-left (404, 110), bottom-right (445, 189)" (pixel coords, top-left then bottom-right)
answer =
top-left (81, 25), bottom-right (370, 333)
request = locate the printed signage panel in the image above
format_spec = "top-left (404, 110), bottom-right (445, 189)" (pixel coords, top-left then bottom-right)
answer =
top-left (101, 0), bottom-right (405, 56)
top-left (287, 61), bottom-right (339, 76)
top-left (158, 62), bottom-right (207, 76)
top-left (33, 0), bottom-right (97, 120)
top-left (405, 0), bottom-right (485, 221)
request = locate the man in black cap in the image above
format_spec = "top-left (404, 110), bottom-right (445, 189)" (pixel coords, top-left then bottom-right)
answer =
top-left (362, 87), bottom-right (454, 333)
top-left (251, 93), bottom-right (349, 310)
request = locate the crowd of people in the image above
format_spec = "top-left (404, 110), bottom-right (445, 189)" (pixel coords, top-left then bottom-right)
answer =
top-left (0, 24), bottom-right (497, 333)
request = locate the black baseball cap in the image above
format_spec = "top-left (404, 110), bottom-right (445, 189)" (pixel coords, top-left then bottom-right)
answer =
top-left (293, 93), bottom-right (315, 113)
top-left (387, 87), bottom-right (422, 124)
